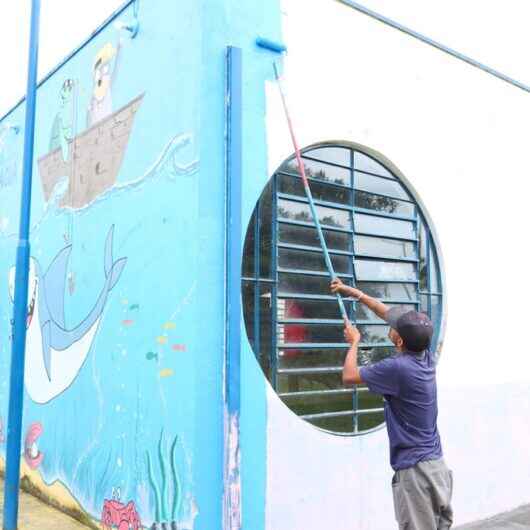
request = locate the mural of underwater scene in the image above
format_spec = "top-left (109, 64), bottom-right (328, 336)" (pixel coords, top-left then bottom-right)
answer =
top-left (0, 2), bottom-right (204, 529)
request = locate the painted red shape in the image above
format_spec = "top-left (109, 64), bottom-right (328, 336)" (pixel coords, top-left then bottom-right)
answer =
top-left (172, 343), bottom-right (186, 351)
top-left (122, 319), bottom-right (134, 326)
top-left (101, 499), bottom-right (141, 530)
top-left (24, 422), bottom-right (44, 469)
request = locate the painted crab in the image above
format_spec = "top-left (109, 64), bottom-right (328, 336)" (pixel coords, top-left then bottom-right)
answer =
top-left (101, 489), bottom-right (142, 530)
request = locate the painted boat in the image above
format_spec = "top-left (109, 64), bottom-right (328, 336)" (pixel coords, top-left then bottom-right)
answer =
top-left (38, 93), bottom-right (144, 209)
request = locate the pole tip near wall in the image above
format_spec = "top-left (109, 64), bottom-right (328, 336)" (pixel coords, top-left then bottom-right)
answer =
top-left (256, 37), bottom-right (287, 54)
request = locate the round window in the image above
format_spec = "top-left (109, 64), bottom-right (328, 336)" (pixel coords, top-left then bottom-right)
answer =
top-left (241, 143), bottom-right (443, 435)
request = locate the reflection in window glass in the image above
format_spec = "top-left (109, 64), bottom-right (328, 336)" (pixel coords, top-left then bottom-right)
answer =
top-left (357, 281), bottom-right (418, 301)
top-left (281, 324), bottom-right (345, 345)
top-left (358, 325), bottom-right (391, 345)
top-left (278, 199), bottom-right (352, 230)
top-left (280, 157), bottom-right (351, 186)
top-left (258, 183), bottom-right (273, 279)
top-left (242, 144), bottom-right (443, 436)
top-left (242, 281), bottom-right (255, 345)
top-left (355, 190), bottom-right (415, 216)
top-left (279, 223), bottom-right (351, 252)
top-left (279, 173), bottom-right (352, 205)
top-left (279, 299), bottom-right (354, 320)
top-left (419, 221), bottom-right (428, 290)
top-left (305, 146), bottom-right (351, 167)
top-left (279, 348), bottom-right (348, 370)
top-left (429, 246), bottom-right (440, 293)
top-left (258, 284), bottom-right (273, 380)
top-left (354, 151), bottom-right (394, 178)
top-left (355, 172), bottom-right (409, 200)
top-left (430, 296), bottom-right (442, 338)
top-left (357, 303), bottom-right (416, 322)
top-left (362, 346), bottom-right (395, 365)
top-left (279, 273), bottom-right (352, 296)
top-left (355, 259), bottom-right (417, 281)
top-left (355, 235), bottom-right (416, 259)
top-left (277, 372), bottom-right (342, 396)
top-left (420, 294), bottom-right (429, 314)
top-left (355, 214), bottom-right (415, 239)
top-left (242, 212), bottom-right (255, 278)
top-left (279, 248), bottom-right (353, 275)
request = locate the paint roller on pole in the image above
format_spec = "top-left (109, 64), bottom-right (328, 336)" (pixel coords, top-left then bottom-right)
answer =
top-left (273, 62), bottom-right (350, 323)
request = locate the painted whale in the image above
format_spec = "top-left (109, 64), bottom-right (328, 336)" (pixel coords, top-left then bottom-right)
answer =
top-left (8, 226), bottom-right (126, 404)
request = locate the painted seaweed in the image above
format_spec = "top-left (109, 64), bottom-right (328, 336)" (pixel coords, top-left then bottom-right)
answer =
top-left (146, 429), bottom-right (182, 529)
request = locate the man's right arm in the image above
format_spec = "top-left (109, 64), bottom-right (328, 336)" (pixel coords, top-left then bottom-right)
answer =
top-left (330, 278), bottom-right (389, 320)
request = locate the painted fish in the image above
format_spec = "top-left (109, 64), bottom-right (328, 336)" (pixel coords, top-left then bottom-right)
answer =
top-left (171, 344), bottom-right (186, 352)
top-left (162, 322), bottom-right (176, 330)
top-left (122, 319), bottom-right (134, 326)
top-left (146, 351), bottom-right (158, 361)
top-left (129, 303), bottom-right (140, 311)
top-left (159, 368), bottom-right (173, 378)
top-left (156, 336), bottom-right (168, 345)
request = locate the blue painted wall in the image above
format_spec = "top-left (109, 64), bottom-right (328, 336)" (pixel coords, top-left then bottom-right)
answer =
top-left (0, 1), bottom-right (282, 528)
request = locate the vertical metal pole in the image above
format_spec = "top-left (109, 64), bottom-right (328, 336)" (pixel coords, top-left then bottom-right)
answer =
top-left (426, 230), bottom-right (432, 317)
top-left (253, 203), bottom-right (261, 367)
top-left (4, 1), bottom-right (40, 529)
top-left (350, 149), bottom-right (358, 433)
top-left (223, 45), bottom-right (242, 530)
top-left (270, 174), bottom-right (278, 391)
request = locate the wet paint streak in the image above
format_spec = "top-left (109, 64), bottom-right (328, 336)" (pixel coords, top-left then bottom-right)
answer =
top-left (224, 410), bottom-right (241, 530)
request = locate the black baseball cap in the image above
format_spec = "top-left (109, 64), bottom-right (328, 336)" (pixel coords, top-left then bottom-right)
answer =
top-left (385, 307), bottom-right (433, 353)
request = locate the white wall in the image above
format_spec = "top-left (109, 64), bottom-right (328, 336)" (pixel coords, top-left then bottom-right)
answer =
top-left (264, 0), bottom-right (530, 527)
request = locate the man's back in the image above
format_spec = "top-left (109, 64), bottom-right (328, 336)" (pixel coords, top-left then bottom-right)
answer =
top-left (361, 350), bottom-right (443, 470)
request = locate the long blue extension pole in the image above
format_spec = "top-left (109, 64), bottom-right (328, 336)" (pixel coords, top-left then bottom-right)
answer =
top-left (3, 1), bottom-right (41, 528)
top-left (273, 63), bottom-right (349, 322)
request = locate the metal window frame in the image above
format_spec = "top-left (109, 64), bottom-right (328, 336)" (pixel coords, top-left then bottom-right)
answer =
top-left (243, 142), bottom-right (444, 436)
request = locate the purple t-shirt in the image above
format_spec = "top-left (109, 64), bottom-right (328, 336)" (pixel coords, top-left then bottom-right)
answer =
top-left (359, 350), bottom-right (442, 471)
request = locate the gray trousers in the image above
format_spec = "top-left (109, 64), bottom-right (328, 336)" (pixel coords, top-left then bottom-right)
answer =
top-left (392, 458), bottom-right (453, 530)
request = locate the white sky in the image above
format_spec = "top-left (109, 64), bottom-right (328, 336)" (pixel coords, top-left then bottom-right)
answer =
top-left (1, 0), bottom-right (124, 117)
top-left (2, 0), bottom-right (530, 117)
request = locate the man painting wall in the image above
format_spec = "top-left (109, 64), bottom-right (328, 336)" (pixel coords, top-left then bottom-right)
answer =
top-left (331, 278), bottom-right (453, 530)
